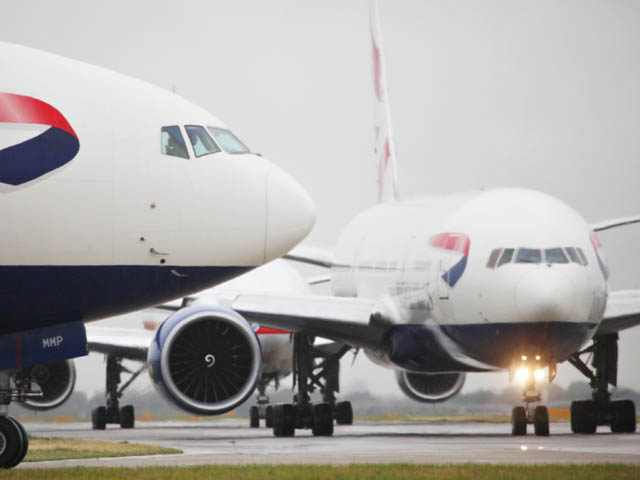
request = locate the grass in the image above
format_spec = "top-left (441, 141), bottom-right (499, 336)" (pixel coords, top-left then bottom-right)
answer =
top-left (24, 437), bottom-right (181, 462)
top-left (8, 464), bottom-right (640, 479)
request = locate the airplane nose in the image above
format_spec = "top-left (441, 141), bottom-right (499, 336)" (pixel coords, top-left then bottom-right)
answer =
top-left (515, 269), bottom-right (574, 323)
top-left (264, 164), bottom-right (316, 262)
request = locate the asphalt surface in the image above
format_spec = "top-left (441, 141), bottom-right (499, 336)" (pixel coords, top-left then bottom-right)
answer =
top-left (20, 419), bottom-right (640, 468)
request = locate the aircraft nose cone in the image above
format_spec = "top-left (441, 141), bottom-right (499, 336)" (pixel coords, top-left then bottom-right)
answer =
top-left (264, 165), bottom-right (316, 262)
top-left (515, 269), bottom-right (574, 323)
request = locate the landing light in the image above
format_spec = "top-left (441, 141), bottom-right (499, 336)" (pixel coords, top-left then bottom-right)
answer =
top-left (515, 366), bottom-right (529, 383)
top-left (534, 368), bottom-right (545, 381)
top-left (521, 355), bottom-right (527, 361)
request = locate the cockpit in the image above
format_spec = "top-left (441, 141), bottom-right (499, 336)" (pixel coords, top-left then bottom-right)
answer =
top-left (160, 125), bottom-right (250, 159)
top-left (487, 247), bottom-right (589, 268)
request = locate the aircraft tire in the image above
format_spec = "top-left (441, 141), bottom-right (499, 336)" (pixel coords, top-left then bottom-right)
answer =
top-left (511, 406), bottom-right (527, 435)
top-left (265, 405), bottom-right (273, 428)
top-left (91, 406), bottom-right (106, 430)
top-left (311, 403), bottom-right (334, 436)
top-left (610, 400), bottom-right (636, 433)
top-left (335, 401), bottom-right (353, 425)
top-left (273, 404), bottom-right (295, 437)
top-left (120, 405), bottom-right (135, 429)
top-left (249, 406), bottom-right (260, 428)
top-left (570, 400), bottom-right (597, 434)
top-left (6, 417), bottom-right (28, 468)
top-left (0, 416), bottom-right (24, 468)
top-left (533, 405), bottom-right (549, 436)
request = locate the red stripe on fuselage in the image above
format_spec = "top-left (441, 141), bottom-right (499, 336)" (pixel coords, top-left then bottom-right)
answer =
top-left (0, 92), bottom-right (77, 138)
top-left (429, 232), bottom-right (470, 257)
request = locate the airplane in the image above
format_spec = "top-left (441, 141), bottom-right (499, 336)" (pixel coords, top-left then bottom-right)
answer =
top-left (0, 42), bottom-right (315, 468)
top-left (135, 0), bottom-right (639, 438)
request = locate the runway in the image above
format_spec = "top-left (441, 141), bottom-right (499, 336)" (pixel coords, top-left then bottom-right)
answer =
top-left (19, 419), bottom-right (640, 469)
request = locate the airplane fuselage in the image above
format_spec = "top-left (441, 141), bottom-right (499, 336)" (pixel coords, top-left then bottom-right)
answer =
top-left (331, 188), bottom-right (607, 373)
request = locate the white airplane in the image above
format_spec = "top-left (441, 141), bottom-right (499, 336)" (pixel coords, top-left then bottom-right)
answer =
top-left (0, 42), bottom-right (315, 467)
top-left (139, 1), bottom-right (639, 438)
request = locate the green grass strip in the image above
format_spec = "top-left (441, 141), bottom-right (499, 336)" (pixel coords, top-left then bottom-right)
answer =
top-left (10, 464), bottom-right (640, 479)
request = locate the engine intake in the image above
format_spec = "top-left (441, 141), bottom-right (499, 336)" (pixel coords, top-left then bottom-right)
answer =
top-left (19, 360), bottom-right (76, 411)
top-left (147, 305), bottom-right (262, 415)
top-left (396, 371), bottom-right (465, 403)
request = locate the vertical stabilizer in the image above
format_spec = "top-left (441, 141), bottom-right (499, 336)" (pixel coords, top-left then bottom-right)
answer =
top-left (370, 0), bottom-right (399, 202)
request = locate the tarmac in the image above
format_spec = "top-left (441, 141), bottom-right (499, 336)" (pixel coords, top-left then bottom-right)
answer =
top-left (19, 419), bottom-right (640, 469)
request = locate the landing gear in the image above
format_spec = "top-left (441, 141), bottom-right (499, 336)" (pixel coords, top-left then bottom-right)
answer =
top-left (0, 371), bottom-right (37, 468)
top-left (568, 333), bottom-right (636, 434)
top-left (247, 375), bottom-right (278, 428)
top-left (91, 355), bottom-right (145, 430)
top-left (509, 361), bottom-right (550, 436)
top-left (272, 334), bottom-right (353, 437)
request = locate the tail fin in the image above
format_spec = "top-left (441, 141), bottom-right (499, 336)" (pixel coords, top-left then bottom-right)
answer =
top-left (370, 0), bottom-right (399, 202)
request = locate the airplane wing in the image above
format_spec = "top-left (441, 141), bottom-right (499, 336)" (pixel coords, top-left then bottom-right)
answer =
top-left (591, 215), bottom-right (640, 232)
top-left (86, 326), bottom-right (154, 361)
top-left (595, 290), bottom-right (640, 335)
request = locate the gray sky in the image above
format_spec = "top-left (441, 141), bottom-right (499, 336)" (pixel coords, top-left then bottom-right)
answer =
top-left (4, 1), bottom-right (640, 399)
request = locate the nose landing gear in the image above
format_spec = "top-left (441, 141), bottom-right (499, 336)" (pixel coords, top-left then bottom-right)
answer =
top-left (510, 358), bottom-right (551, 436)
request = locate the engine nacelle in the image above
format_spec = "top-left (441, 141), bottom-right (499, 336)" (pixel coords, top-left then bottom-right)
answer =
top-left (19, 360), bottom-right (76, 411)
top-left (395, 371), bottom-right (465, 403)
top-left (147, 305), bottom-right (263, 415)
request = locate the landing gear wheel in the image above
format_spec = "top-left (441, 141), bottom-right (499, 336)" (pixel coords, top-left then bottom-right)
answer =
top-left (120, 405), bottom-right (135, 429)
top-left (335, 401), bottom-right (353, 425)
top-left (611, 400), bottom-right (636, 433)
top-left (511, 406), bottom-right (527, 435)
top-left (533, 405), bottom-right (549, 436)
top-left (0, 416), bottom-right (24, 468)
top-left (570, 400), bottom-right (597, 434)
top-left (311, 403), bottom-right (334, 436)
top-left (91, 406), bottom-right (106, 430)
top-left (265, 405), bottom-right (273, 428)
top-left (273, 404), bottom-right (295, 437)
top-left (249, 406), bottom-right (260, 428)
top-left (7, 418), bottom-right (28, 468)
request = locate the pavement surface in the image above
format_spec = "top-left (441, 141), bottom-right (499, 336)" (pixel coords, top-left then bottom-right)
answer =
top-left (19, 419), bottom-right (640, 468)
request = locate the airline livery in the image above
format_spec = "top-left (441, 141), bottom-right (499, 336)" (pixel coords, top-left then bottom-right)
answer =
top-left (0, 42), bottom-right (315, 467)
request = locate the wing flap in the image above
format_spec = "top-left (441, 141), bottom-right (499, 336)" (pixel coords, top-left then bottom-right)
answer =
top-left (591, 215), bottom-right (640, 232)
top-left (596, 290), bottom-right (640, 335)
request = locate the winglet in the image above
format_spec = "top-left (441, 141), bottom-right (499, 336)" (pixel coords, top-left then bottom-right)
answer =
top-left (370, 0), bottom-right (399, 203)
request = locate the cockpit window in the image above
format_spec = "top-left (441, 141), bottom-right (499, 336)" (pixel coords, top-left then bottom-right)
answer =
top-left (161, 126), bottom-right (189, 159)
top-left (545, 248), bottom-right (568, 264)
top-left (185, 125), bottom-right (221, 157)
top-left (487, 248), bottom-right (501, 268)
top-left (565, 247), bottom-right (580, 264)
top-left (516, 248), bottom-right (541, 264)
top-left (497, 248), bottom-right (514, 267)
top-left (207, 127), bottom-right (250, 154)
top-left (576, 248), bottom-right (589, 266)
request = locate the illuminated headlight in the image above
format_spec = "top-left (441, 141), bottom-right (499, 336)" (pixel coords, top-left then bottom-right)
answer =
top-left (515, 366), bottom-right (530, 383)
top-left (534, 368), bottom-right (545, 381)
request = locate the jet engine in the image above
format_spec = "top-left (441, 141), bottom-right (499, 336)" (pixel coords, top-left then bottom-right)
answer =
top-left (395, 371), bottom-right (466, 403)
top-left (19, 360), bottom-right (77, 410)
top-left (147, 304), bottom-right (263, 415)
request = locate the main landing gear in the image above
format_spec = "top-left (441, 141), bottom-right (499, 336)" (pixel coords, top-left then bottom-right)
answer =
top-left (568, 333), bottom-right (636, 434)
top-left (248, 375), bottom-right (278, 428)
top-left (91, 355), bottom-right (145, 430)
top-left (510, 357), bottom-right (551, 436)
top-left (0, 370), bottom-right (40, 468)
top-left (272, 334), bottom-right (353, 437)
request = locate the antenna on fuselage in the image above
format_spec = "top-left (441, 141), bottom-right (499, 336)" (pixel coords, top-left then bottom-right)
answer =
top-left (370, 0), bottom-right (399, 203)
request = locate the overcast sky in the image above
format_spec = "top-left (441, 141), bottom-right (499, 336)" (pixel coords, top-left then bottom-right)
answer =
top-left (4, 0), bottom-right (640, 400)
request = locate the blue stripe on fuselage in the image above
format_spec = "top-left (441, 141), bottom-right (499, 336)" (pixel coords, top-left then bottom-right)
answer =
top-left (0, 265), bottom-right (252, 336)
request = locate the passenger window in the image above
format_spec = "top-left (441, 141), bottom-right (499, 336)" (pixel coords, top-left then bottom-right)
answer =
top-left (207, 127), bottom-right (250, 154)
top-left (565, 247), bottom-right (580, 264)
top-left (161, 126), bottom-right (189, 159)
top-left (516, 248), bottom-right (541, 264)
top-left (185, 125), bottom-right (221, 157)
top-left (576, 248), bottom-right (589, 266)
top-left (487, 249), bottom-right (501, 268)
top-left (497, 248), bottom-right (514, 267)
top-left (545, 248), bottom-right (568, 264)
